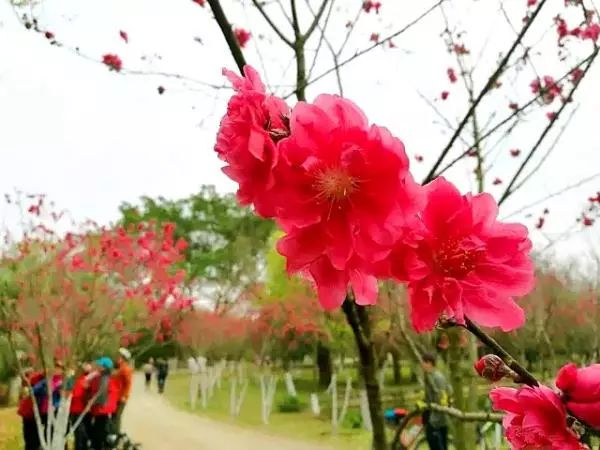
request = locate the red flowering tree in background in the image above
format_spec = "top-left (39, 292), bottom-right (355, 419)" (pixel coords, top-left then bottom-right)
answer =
top-left (0, 194), bottom-right (191, 449)
top-left (176, 310), bottom-right (251, 361)
top-left (249, 294), bottom-right (327, 368)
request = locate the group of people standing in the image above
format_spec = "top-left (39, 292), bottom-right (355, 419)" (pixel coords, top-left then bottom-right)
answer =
top-left (17, 348), bottom-right (133, 450)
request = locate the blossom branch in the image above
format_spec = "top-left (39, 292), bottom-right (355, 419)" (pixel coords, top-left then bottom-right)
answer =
top-left (207, 0), bottom-right (247, 73)
top-left (498, 47), bottom-right (599, 205)
top-left (435, 51), bottom-right (597, 178)
top-left (463, 318), bottom-right (538, 387)
top-left (423, 0), bottom-right (549, 184)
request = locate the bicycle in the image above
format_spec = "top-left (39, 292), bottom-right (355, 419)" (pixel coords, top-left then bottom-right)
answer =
top-left (106, 432), bottom-right (142, 450)
top-left (385, 408), bottom-right (454, 449)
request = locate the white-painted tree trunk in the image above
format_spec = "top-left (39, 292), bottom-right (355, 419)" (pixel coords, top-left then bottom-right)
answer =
top-left (200, 371), bottom-right (209, 409)
top-left (327, 373), bottom-right (338, 433)
top-left (338, 377), bottom-right (352, 427)
top-left (229, 373), bottom-right (248, 417)
top-left (359, 389), bottom-right (372, 431)
top-left (284, 371), bottom-right (297, 397)
top-left (189, 372), bottom-right (200, 410)
top-left (310, 393), bottom-right (320, 416)
top-left (259, 374), bottom-right (278, 424)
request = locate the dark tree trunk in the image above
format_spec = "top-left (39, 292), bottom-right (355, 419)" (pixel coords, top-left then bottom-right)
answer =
top-left (316, 341), bottom-right (333, 389)
top-left (391, 349), bottom-right (401, 385)
top-left (342, 298), bottom-right (388, 450)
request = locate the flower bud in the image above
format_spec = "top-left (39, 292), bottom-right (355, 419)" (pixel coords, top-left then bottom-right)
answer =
top-left (474, 354), bottom-right (511, 382)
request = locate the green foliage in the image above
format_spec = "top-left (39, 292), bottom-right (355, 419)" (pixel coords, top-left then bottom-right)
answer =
top-left (264, 230), bottom-right (309, 300)
top-left (277, 394), bottom-right (304, 413)
top-left (120, 185), bottom-right (275, 306)
top-left (342, 409), bottom-right (363, 429)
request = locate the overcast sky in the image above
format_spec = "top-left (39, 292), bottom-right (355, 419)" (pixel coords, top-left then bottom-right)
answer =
top-left (1, 0), bottom-right (599, 271)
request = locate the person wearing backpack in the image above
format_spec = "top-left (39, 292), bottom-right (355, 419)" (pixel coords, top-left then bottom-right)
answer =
top-left (88, 357), bottom-right (118, 450)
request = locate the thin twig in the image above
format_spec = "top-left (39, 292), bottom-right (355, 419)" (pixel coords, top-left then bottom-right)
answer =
top-left (501, 172), bottom-right (600, 220)
top-left (303, 0), bottom-right (330, 40)
top-left (284, 0), bottom-right (445, 99)
top-left (251, 0), bottom-right (294, 47)
top-left (510, 107), bottom-right (579, 194)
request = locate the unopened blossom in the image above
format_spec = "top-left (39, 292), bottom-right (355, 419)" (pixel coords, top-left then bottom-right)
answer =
top-left (453, 43), bottom-right (469, 55)
top-left (383, 177), bottom-right (534, 332)
top-left (527, 0), bottom-right (537, 6)
top-left (192, 0), bottom-right (206, 5)
top-left (447, 67), bottom-right (457, 83)
top-left (510, 149), bottom-right (521, 157)
top-left (556, 363), bottom-right (600, 428)
top-left (370, 33), bottom-right (379, 43)
top-left (490, 385), bottom-right (586, 450)
top-left (535, 216), bottom-right (545, 229)
top-left (44, 31), bottom-right (54, 40)
top-left (493, 177), bottom-right (502, 185)
top-left (274, 94), bottom-right (423, 309)
top-left (234, 28), bottom-right (251, 48)
top-left (102, 54), bottom-right (122, 71)
top-left (214, 65), bottom-right (290, 217)
top-left (362, 1), bottom-right (382, 13)
top-left (474, 355), bottom-right (512, 382)
top-left (570, 68), bottom-right (584, 84)
top-left (547, 111), bottom-right (557, 120)
top-left (119, 30), bottom-right (129, 43)
top-left (441, 91), bottom-right (449, 100)
top-left (582, 216), bottom-right (594, 226)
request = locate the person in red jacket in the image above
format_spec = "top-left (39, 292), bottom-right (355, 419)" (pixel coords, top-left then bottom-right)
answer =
top-left (89, 357), bottom-right (117, 450)
top-left (70, 363), bottom-right (93, 450)
top-left (18, 368), bottom-right (45, 450)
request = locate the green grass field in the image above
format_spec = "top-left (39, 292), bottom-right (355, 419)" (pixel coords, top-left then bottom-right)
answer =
top-left (163, 370), bottom-right (375, 450)
top-left (0, 408), bottom-right (22, 450)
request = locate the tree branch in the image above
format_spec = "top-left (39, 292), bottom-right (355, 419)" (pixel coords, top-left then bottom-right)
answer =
top-left (251, 0), bottom-right (294, 48)
top-left (423, 0), bottom-right (549, 184)
top-left (207, 0), bottom-right (247, 73)
top-left (303, 0), bottom-right (329, 40)
top-left (391, 404), bottom-right (502, 450)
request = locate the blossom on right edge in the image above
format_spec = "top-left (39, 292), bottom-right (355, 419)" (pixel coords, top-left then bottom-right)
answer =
top-left (383, 177), bottom-right (535, 332)
top-left (556, 362), bottom-right (600, 429)
top-left (490, 385), bottom-right (586, 450)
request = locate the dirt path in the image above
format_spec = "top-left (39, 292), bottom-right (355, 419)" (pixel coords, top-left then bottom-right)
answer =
top-left (122, 375), bottom-right (333, 450)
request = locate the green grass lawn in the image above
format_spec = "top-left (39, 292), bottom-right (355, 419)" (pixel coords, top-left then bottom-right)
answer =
top-left (0, 408), bottom-right (22, 450)
top-left (163, 370), bottom-right (374, 450)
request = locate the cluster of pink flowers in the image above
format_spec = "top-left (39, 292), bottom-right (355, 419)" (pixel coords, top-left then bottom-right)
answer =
top-left (213, 64), bottom-right (535, 334)
top-left (555, 15), bottom-right (600, 43)
top-left (530, 75), bottom-right (563, 104)
top-left (478, 360), bottom-right (600, 449)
